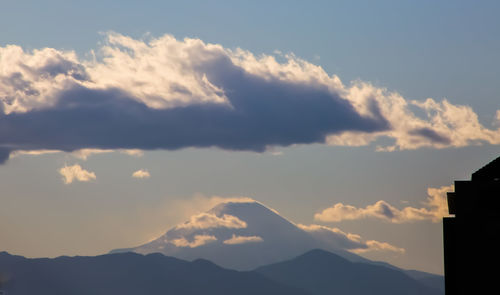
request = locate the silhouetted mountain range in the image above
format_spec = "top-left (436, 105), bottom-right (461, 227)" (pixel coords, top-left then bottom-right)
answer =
top-left (0, 249), bottom-right (442, 295)
top-left (255, 249), bottom-right (442, 295)
top-left (0, 251), bottom-right (307, 295)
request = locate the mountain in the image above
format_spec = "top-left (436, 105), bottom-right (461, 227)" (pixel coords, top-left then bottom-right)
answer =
top-left (0, 251), bottom-right (308, 295)
top-left (403, 269), bottom-right (445, 293)
top-left (113, 201), bottom-right (368, 270)
top-left (112, 200), bottom-right (443, 291)
top-left (255, 249), bottom-right (442, 295)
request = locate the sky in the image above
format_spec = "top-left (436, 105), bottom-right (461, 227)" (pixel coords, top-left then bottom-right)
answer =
top-left (1, 0), bottom-right (499, 275)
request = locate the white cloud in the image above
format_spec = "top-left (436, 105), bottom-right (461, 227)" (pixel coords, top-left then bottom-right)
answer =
top-left (175, 213), bottom-right (247, 230)
top-left (87, 33), bottom-right (230, 110)
top-left (58, 164), bottom-right (96, 184)
top-left (223, 234), bottom-right (263, 245)
top-left (0, 45), bottom-right (85, 114)
top-left (299, 224), bottom-right (405, 254)
top-left (314, 185), bottom-right (452, 223)
top-left (351, 240), bottom-right (406, 255)
top-left (170, 234), bottom-right (217, 248)
top-left (132, 169), bottom-right (150, 179)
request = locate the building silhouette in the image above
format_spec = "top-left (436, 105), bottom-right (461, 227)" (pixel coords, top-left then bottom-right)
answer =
top-left (444, 156), bottom-right (500, 294)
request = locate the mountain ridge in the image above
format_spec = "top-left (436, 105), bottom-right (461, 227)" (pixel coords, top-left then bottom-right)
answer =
top-left (0, 251), bottom-right (309, 295)
top-left (0, 249), bottom-right (442, 295)
top-left (255, 249), bottom-right (442, 295)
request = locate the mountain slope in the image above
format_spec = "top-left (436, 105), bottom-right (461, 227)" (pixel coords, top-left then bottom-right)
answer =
top-left (404, 269), bottom-right (444, 293)
top-left (255, 249), bottom-right (442, 295)
top-left (0, 251), bottom-right (309, 295)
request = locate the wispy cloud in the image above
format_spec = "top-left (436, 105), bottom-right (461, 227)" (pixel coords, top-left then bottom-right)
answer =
top-left (351, 240), bottom-right (406, 255)
top-left (175, 212), bottom-right (247, 230)
top-left (132, 169), bottom-right (150, 179)
top-left (170, 234), bottom-right (217, 248)
top-left (7, 148), bottom-right (143, 161)
top-left (1, 33), bottom-right (499, 163)
top-left (299, 224), bottom-right (405, 254)
top-left (314, 185), bottom-right (452, 223)
top-left (223, 234), bottom-right (263, 245)
top-left (58, 164), bottom-right (96, 184)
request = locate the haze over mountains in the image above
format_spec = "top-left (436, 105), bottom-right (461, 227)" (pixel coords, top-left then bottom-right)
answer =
top-left (255, 249), bottom-right (441, 295)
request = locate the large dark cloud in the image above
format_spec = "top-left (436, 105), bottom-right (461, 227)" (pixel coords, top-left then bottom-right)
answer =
top-left (0, 55), bottom-right (390, 163)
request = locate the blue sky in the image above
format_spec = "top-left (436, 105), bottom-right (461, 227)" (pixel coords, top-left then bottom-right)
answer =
top-left (1, 0), bottom-right (499, 275)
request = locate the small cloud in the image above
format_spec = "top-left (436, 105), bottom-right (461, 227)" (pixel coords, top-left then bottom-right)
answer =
top-left (132, 169), bottom-right (151, 179)
top-left (175, 213), bottom-right (247, 230)
top-left (72, 148), bottom-right (144, 160)
top-left (170, 234), bottom-right (217, 248)
top-left (160, 195), bottom-right (257, 228)
top-left (223, 234), bottom-right (263, 245)
top-left (351, 240), bottom-right (406, 255)
top-left (71, 148), bottom-right (114, 160)
top-left (59, 164), bottom-right (96, 184)
top-left (120, 149), bottom-right (144, 157)
top-left (314, 185), bottom-right (452, 223)
top-left (10, 149), bottom-right (61, 158)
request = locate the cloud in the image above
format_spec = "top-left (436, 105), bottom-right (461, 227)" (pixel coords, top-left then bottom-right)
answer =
top-left (170, 234), bottom-right (217, 248)
top-left (7, 148), bottom-right (143, 161)
top-left (328, 87), bottom-right (500, 151)
top-left (314, 185), bottom-right (452, 223)
top-left (299, 224), bottom-right (405, 254)
top-left (71, 148), bottom-right (114, 160)
top-left (351, 240), bottom-right (406, 254)
top-left (58, 164), bottom-right (96, 184)
top-left (223, 234), bottom-right (263, 245)
top-left (70, 148), bottom-right (144, 159)
top-left (175, 213), bottom-right (247, 230)
top-left (120, 149), bottom-right (144, 157)
top-left (10, 149), bottom-right (60, 158)
top-left (1, 32), bottom-right (500, 163)
top-left (132, 169), bottom-right (150, 179)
